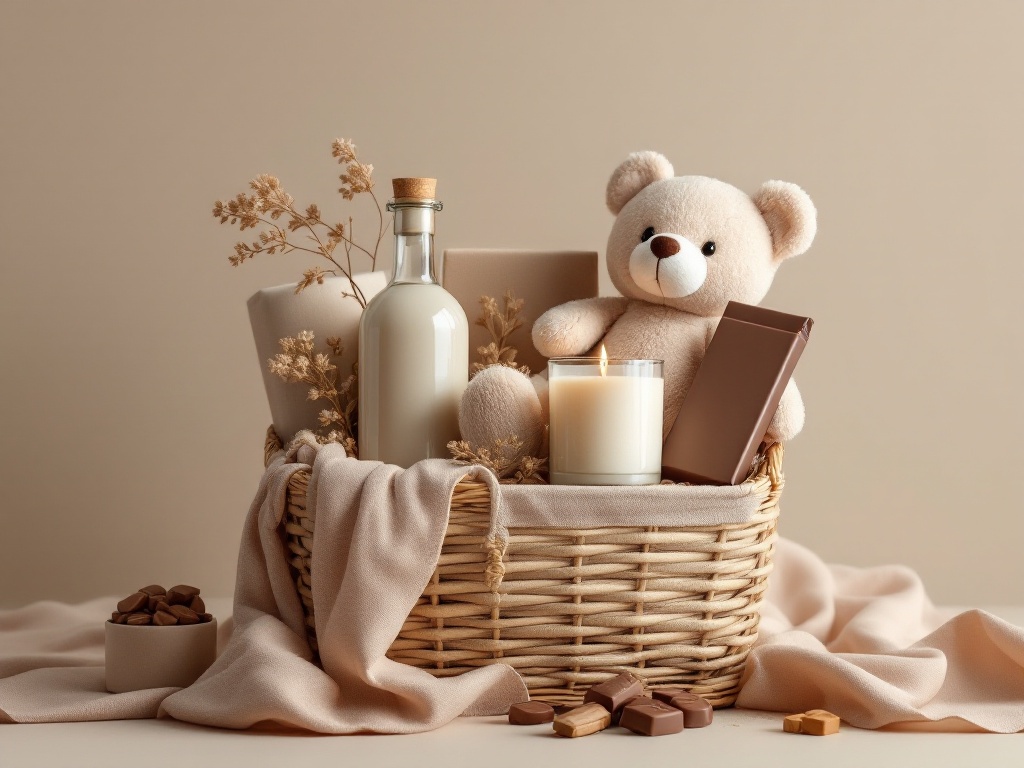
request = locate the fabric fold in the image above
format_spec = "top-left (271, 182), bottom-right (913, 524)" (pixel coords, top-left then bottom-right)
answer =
top-left (2, 454), bottom-right (1023, 733)
top-left (160, 444), bottom-right (527, 732)
top-left (736, 538), bottom-right (1024, 733)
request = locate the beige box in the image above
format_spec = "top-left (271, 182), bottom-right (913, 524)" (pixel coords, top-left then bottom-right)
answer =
top-left (441, 249), bottom-right (599, 376)
top-left (105, 619), bottom-right (218, 693)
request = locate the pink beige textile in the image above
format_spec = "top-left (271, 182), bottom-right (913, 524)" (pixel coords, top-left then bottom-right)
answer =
top-left (737, 538), bottom-right (1024, 733)
top-left (1, 445), bottom-right (1023, 733)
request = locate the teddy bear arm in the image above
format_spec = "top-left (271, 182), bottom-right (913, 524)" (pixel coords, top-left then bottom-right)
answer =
top-left (532, 297), bottom-right (629, 358)
top-left (765, 377), bottom-right (804, 443)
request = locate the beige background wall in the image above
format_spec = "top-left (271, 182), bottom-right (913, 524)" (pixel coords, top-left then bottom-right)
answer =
top-left (1, 1), bottom-right (1021, 607)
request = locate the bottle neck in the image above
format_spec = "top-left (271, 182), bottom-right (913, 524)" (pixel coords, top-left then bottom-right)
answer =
top-left (392, 232), bottom-right (437, 285)
top-left (388, 199), bottom-right (441, 286)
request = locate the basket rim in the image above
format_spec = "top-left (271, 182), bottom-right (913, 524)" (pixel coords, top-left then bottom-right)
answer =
top-left (264, 425), bottom-right (783, 502)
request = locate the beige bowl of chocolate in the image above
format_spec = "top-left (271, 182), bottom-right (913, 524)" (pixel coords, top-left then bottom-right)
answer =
top-left (105, 619), bottom-right (217, 693)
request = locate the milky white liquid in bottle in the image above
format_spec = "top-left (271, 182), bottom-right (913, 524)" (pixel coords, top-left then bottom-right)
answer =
top-left (357, 179), bottom-right (468, 468)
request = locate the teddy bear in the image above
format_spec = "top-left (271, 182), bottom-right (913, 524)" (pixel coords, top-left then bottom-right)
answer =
top-left (458, 151), bottom-right (817, 461)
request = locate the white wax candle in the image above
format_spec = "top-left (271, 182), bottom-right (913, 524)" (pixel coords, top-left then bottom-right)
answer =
top-left (548, 358), bottom-right (664, 485)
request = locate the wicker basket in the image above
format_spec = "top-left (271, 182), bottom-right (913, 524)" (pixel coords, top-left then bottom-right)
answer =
top-left (267, 428), bottom-right (783, 708)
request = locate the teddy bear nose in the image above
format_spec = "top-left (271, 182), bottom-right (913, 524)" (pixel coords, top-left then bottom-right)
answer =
top-left (650, 235), bottom-right (681, 259)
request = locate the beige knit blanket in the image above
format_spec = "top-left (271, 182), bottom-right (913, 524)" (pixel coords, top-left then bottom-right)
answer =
top-left (2, 443), bottom-right (1023, 732)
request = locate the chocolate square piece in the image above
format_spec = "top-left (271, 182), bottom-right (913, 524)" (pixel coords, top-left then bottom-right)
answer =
top-left (801, 710), bottom-right (840, 736)
top-left (611, 694), bottom-right (650, 725)
top-left (553, 703), bottom-right (611, 738)
top-left (508, 701), bottom-right (554, 725)
top-left (583, 672), bottom-right (644, 717)
top-left (619, 698), bottom-right (684, 736)
top-left (783, 714), bottom-right (805, 733)
top-left (651, 687), bottom-right (692, 705)
top-left (666, 693), bottom-right (713, 728)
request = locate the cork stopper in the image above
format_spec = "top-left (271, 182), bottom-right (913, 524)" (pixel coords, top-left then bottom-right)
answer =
top-left (392, 177), bottom-right (437, 200)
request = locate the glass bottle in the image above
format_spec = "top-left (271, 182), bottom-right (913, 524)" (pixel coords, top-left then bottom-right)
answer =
top-left (357, 178), bottom-right (469, 467)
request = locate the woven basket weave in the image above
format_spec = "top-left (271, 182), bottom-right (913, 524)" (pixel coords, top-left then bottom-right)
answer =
top-left (266, 428), bottom-right (783, 708)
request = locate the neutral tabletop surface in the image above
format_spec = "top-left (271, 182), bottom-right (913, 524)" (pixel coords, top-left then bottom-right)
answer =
top-left (4, 603), bottom-right (1023, 768)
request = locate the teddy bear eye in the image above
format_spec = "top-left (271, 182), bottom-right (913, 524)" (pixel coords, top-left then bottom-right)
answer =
top-left (701, 241), bottom-right (716, 256)
top-left (641, 227), bottom-right (656, 242)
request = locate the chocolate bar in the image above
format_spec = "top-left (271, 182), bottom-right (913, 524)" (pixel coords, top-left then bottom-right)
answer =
top-left (652, 689), bottom-right (714, 728)
top-left (508, 701), bottom-right (554, 725)
top-left (619, 698), bottom-right (684, 736)
top-left (789, 709), bottom-right (841, 736)
top-left (662, 301), bottom-right (812, 485)
top-left (582, 672), bottom-right (644, 717)
top-left (552, 703), bottom-right (611, 737)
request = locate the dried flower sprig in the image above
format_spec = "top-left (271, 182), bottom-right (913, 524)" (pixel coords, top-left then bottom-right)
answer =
top-left (213, 138), bottom-right (389, 308)
top-left (472, 291), bottom-right (530, 376)
top-left (268, 331), bottom-right (358, 457)
top-left (448, 292), bottom-right (547, 482)
top-left (448, 438), bottom-right (547, 484)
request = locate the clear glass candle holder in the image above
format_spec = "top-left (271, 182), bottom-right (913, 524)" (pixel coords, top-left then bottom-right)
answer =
top-left (548, 357), bottom-right (664, 485)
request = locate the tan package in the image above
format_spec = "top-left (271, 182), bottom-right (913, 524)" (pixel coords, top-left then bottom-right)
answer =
top-left (441, 249), bottom-right (599, 376)
top-left (247, 272), bottom-right (387, 442)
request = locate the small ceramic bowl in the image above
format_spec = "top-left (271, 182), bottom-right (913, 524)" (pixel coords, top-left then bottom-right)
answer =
top-left (105, 619), bottom-right (217, 693)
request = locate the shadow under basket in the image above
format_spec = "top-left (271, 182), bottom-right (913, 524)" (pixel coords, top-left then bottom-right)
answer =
top-left (266, 428), bottom-right (783, 708)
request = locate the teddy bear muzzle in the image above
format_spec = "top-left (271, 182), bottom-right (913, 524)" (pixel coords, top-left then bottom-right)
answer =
top-left (628, 233), bottom-right (708, 299)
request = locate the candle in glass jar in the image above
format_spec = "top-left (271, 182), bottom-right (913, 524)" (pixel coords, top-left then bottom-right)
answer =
top-left (548, 350), bottom-right (664, 485)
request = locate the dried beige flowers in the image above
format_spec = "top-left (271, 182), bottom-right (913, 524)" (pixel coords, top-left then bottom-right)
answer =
top-left (450, 292), bottom-right (547, 482)
top-left (473, 291), bottom-right (530, 376)
top-left (448, 438), bottom-right (546, 484)
top-left (213, 138), bottom-right (388, 308)
top-left (268, 331), bottom-right (358, 456)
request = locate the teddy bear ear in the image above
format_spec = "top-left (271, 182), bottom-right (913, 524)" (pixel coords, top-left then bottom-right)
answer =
top-left (752, 181), bottom-right (817, 261)
top-left (606, 151), bottom-right (675, 214)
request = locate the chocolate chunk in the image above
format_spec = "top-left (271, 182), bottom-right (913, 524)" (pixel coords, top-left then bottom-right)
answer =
top-left (800, 710), bottom-right (840, 736)
top-left (508, 701), bottom-right (554, 725)
top-left (783, 714), bottom-right (805, 733)
top-left (169, 605), bottom-right (199, 625)
top-left (619, 698), bottom-right (684, 736)
top-left (153, 610), bottom-right (178, 626)
top-left (582, 672), bottom-right (644, 717)
top-left (168, 584), bottom-right (200, 598)
top-left (665, 693), bottom-right (713, 728)
top-left (116, 592), bottom-right (148, 614)
top-left (654, 688), bottom-right (714, 728)
top-left (651, 687), bottom-right (694, 705)
top-left (553, 703), bottom-right (611, 738)
top-left (611, 694), bottom-right (650, 725)
top-left (111, 584), bottom-right (210, 628)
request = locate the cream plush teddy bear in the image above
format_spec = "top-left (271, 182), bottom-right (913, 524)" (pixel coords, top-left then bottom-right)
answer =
top-left (458, 151), bottom-right (817, 459)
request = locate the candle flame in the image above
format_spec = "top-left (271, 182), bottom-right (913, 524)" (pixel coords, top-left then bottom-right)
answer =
top-left (599, 344), bottom-right (608, 377)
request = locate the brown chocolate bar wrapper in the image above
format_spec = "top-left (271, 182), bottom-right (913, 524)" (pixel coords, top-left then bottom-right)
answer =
top-left (662, 301), bottom-right (812, 485)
